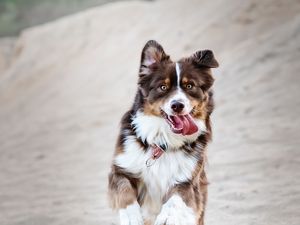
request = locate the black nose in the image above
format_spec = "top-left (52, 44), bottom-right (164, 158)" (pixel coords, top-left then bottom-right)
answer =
top-left (171, 101), bottom-right (185, 113)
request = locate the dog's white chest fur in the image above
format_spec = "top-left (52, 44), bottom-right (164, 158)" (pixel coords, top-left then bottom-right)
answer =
top-left (115, 136), bottom-right (197, 197)
top-left (115, 135), bottom-right (197, 220)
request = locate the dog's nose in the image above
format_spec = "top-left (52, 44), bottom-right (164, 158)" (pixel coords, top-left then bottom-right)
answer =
top-left (171, 101), bottom-right (185, 113)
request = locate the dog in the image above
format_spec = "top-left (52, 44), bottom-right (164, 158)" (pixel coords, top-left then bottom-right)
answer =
top-left (108, 40), bottom-right (219, 225)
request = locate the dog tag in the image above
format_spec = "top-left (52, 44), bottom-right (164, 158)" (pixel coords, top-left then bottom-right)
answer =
top-left (146, 157), bottom-right (156, 167)
top-left (145, 145), bottom-right (165, 167)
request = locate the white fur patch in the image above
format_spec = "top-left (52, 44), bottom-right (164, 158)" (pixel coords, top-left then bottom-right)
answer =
top-left (115, 134), bottom-right (198, 194)
top-left (176, 62), bottom-right (181, 87)
top-left (119, 201), bottom-right (144, 225)
top-left (154, 195), bottom-right (196, 225)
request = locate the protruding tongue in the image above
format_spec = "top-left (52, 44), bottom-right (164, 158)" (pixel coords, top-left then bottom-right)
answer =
top-left (171, 114), bottom-right (198, 135)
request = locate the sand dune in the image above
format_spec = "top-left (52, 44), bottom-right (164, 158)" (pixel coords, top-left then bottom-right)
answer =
top-left (0, 0), bottom-right (299, 224)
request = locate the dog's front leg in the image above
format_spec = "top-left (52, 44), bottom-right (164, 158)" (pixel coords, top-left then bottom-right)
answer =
top-left (108, 170), bottom-right (144, 225)
top-left (154, 185), bottom-right (198, 225)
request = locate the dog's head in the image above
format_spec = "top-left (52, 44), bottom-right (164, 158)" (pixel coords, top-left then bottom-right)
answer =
top-left (138, 40), bottom-right (218, 136)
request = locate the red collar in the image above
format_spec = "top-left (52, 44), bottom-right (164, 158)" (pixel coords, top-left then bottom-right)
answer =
top-left (146, 144), bottom-right (165, 167)
top-left (151, 144), bottom-right (164, 159)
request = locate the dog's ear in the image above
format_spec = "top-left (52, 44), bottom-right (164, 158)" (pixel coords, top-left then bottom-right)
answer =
top-left (190, 50), bottom-right (219, 68)
top-left (139, 40), bottom-right (170, 76)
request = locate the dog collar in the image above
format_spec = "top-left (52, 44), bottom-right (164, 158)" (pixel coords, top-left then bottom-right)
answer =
top-left (145, 144), bottom-right (166, 167)
top-left (152, 144), bottom-right (164, 159)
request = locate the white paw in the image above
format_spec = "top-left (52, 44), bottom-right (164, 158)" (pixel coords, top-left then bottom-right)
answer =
top-left (154, 195), bottom-right (196, 225)
top-left (119, 201), bottom-right (144, 225)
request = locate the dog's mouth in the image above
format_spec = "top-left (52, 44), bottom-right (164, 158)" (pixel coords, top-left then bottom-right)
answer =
top-left (161, 110), bottom-right (198, 136)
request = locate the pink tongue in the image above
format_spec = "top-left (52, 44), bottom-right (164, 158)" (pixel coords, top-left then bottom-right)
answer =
top-left (173, 116), bottom-right (184, 130)
top-left (172, 114), bottom-right (198, 135)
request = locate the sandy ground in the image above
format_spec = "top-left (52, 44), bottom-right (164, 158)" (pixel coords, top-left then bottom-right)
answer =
top-left (0, 0), bottom-right (300, 224)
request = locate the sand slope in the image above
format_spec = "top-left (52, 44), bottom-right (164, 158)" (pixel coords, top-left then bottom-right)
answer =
top-left (0, 0), bottom-right (299, 224)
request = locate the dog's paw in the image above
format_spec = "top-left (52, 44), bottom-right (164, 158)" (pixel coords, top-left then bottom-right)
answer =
top-left (154, 195), bottom-right (196, 225)
top-left (119, 201), bottom-right (144, 225)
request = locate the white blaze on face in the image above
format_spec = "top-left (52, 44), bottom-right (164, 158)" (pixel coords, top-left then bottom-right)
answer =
top-left (161, 62), bottom-right (192, 115)
top-left (176, 62), bottom-right (181, 88)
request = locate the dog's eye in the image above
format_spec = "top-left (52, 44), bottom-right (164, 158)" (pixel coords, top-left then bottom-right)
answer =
top-left (160, 85), bottom-right (167, 91)
top-left (186, 84), bottom-right (193, 89)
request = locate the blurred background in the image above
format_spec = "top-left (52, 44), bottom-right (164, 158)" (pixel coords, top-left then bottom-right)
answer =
top-left (0, 0), bottom-right (137, 37)
top-left (0, 0), bottom-right (299, 225)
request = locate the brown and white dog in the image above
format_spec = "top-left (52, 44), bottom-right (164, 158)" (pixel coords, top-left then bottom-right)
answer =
top-left (108, 40), bottom-right (219, 225)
